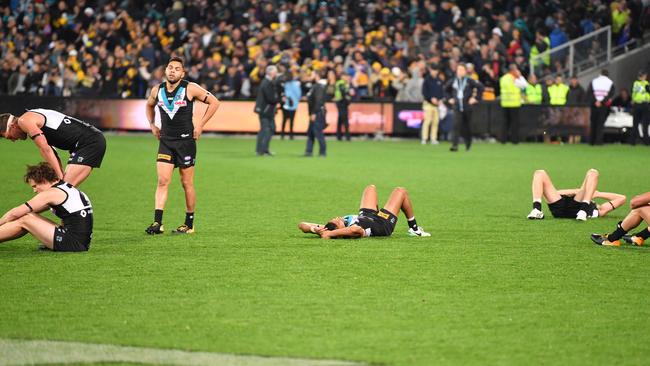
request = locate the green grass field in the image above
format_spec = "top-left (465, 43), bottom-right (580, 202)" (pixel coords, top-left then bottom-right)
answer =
top-left (1, 135), bottom-right (649, 366)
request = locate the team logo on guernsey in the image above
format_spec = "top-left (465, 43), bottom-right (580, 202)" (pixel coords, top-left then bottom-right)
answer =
top-left (158, 86), bottom-right (187, 120)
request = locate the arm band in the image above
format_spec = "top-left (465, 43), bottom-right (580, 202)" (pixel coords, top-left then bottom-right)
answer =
top-left (24, 202), bottom-right (33, 212)
top-left (609, 201), bottom-right (615, 210)
top-left (202, 93), bottom-right (210, 103)
top-left (30, 133), bottom-right (44, 140)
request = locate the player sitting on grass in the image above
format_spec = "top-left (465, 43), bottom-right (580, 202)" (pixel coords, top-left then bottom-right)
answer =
top-left (527, 169), bottom-right (626, 221)
top-left (298, 185), bottom-right (431, 239)
top-left (0, 163), bottom-right (93, 252)
top-left (591, 192), bottom-right (650, 246)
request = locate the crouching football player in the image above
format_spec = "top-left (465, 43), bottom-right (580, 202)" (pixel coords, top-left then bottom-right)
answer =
top-left (527, 169), bottom-right (626, 221)
top-left (0, 163), bottom-right (93, 251)
top-left (591, 192), bottom-right (650, 246)
top-left (298, 185), bottom-right (431, 239)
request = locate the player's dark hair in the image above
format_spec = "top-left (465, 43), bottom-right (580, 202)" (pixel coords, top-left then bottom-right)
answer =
top-left (24, 162), bottom-right (58, 184)
top-left (601, 69), bottom-right (609, 77)
top-left (167, 56), bottom-right (185, 69)
top-left (0, 113), bottom-right (11, 136)
top-left (325, 222), bottom-right (337, 231)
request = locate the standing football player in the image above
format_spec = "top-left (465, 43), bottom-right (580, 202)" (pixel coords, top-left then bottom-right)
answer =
top-left (0, 109), bottom-right (106, 186)
top-left (145, 56), bottom-right (220, 235)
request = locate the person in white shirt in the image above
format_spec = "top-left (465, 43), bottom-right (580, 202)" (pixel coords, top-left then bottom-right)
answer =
top-left (587, 69), bottom-right (615, 145)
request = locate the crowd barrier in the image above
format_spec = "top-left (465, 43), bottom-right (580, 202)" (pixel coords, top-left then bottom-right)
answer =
top-left (0, 97), bottom-right (632, 140)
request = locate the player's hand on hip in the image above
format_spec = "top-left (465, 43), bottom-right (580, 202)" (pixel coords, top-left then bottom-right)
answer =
top-left (151, 125), bottom-right (161, 140)
top-left (193, 126), bottom-right (203, 140)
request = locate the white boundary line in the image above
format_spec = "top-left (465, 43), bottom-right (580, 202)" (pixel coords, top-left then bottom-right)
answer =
top-left (0, 338), bottom-right (365, 366)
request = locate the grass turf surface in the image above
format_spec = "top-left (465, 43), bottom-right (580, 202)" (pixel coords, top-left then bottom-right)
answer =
top-left (1, 135), bottom-right (649, 366)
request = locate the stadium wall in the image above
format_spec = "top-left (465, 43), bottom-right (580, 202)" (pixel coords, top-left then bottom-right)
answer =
top-left (0, 97), bottom-right (596, 139)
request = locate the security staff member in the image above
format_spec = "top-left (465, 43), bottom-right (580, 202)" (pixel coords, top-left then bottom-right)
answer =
top-left (587, 69), bottom-right (615, 145)
top-left (548, 75), bottom-right (569, 106)
top-left (500, 64), bottom-right (528, 144)
top-left (525, 74), bottom-right (543, 104)
top-left (631, 70), bottom-right (650, 145)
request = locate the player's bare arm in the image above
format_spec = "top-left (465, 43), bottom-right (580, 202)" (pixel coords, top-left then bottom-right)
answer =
top-left (188, 82), bottom-right (220, 139)
top-left (18, 113), bottom-right (64, 180)
top-left (0, 189), bottom-right (64, 226)
top-left (319, 225), bottom-right (365, 240)
top-left (631, 192), bottom-right (650, 209)
top-left (146, 84), bottom-right (161, 139)
top-left (298, 222), bottom-right (325, 234)
top-left (593, 191), bottom-right (627, 216)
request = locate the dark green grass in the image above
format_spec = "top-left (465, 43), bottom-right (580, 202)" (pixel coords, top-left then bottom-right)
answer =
top-left (1, 136), bottom-right (649, 365)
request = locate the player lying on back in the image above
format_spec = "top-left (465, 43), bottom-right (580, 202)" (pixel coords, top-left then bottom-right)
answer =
top-left (0, 163), bottom-right (93, 252)
top-left (299, 185), bottom-right (431, 239)
top-left (526, 169), bottom-right (626, 221)
top-left (591, 192), bottom-right (650, 246)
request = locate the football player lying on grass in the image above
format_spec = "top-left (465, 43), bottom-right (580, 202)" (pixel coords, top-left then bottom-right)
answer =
top-left (0, 163), bottom-right (93, 252)
top-left (527, 168), bottom-right (626, 221)
top-left (591, 192), bottom-right (650, 247)
top-left (298, 185), bottom-right (431, 239)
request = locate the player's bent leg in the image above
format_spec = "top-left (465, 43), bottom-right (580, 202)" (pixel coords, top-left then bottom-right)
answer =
top-left (16, 213), bottom-right (57, 249)
top-left (383, 187), bottom-right (431, 237)
top-left (529, 170), bottom-right (560, 219)
top-left (63, 164), bottom-right (93, 186)
top-left (0, 220), bottom-right (29, 243)
top-left (359, 184), bottom-right (378, 211)
top-left (575, 168), bottom-right (599, 202)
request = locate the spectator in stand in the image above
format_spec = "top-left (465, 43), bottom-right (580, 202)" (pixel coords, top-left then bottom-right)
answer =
top-left (567, 77), bottom-right (587, 105)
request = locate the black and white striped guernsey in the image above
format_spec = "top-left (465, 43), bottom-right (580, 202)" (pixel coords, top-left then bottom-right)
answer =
top-left (28, 108), bottom-right (102, 151)
top-left (51, 181), bottom-right (93, 236)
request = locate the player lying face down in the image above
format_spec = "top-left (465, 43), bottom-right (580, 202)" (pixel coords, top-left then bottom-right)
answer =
top-left (0, 163), bottom-right (94, 252)
top-left (591, 192), bottom-right (650, 247)
top-left (298, 185), bottom-right (431, 239)
top-left (527, 168), bottom-right (626, 221)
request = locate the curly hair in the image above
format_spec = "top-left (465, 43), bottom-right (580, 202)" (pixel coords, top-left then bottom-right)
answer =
top-left (0, 113), bottom-right (12, 136)
top-left (24, 162), bottom-right (58, 184)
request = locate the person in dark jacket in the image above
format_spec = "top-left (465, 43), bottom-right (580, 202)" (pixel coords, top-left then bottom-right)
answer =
top-left (421, 64), bottom-right (445, 144)
top-left (305, 71), bottom-right (328, 157)
top-left (566, 77), bottom-right (587, 105)
top-left (254, 65), bottom-right (279, 156)
top-left (445, 64), bottom-right (483, 152)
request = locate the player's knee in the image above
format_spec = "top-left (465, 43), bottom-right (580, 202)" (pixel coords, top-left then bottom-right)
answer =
top-left (394, 187), bottom-right (407, 194)
top-left (587, 168), bottom-right (599, 177)
top-left (157, 176), bottom-right (171, 187)
top-left (366, 184), bottom-right (376, 190)
top-left (534, 169), bottom-right (547, 177)
top-left (181, 177), bottom-right (194, 189)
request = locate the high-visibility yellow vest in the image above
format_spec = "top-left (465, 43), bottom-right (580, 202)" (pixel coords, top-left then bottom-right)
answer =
top-left (500, 73), bottom-right (522, 108)
top-left (548, 83), bottom-right (569, 105)
top-left (525, 84), bottom-right (543, 104)
top-left (632, 80), bottom-right (650, 104)
top-left (530, 37), bottom-right (551, 67)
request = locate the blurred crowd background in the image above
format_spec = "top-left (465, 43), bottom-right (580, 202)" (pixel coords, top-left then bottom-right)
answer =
top-left (1, 0), bottom-right (648, 101)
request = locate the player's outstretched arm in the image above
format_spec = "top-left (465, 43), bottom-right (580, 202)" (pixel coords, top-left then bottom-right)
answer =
top-left (320, 225), bottom-right (365, 240)
top-left (298, 222), bottom-right (324, 234)
top-left (594, 191), bottom-right (627, 217)
top-left (0, 189), bottom-right (63, 226)
top-left (18, 113), bottom-right (64, 180)
top-left (631, 192), bottom-right (650, 209)
top-left (188, 82), bottom-right (220, 139)
top-left (146, 84), bottom-right (161, 139)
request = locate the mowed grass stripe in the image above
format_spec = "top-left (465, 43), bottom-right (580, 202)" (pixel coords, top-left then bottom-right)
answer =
top-left (0, 338), bottom-right (364, 366)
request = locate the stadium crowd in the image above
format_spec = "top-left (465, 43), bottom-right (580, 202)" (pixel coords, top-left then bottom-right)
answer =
top-left (0, 0), bottom-right (648, 100)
